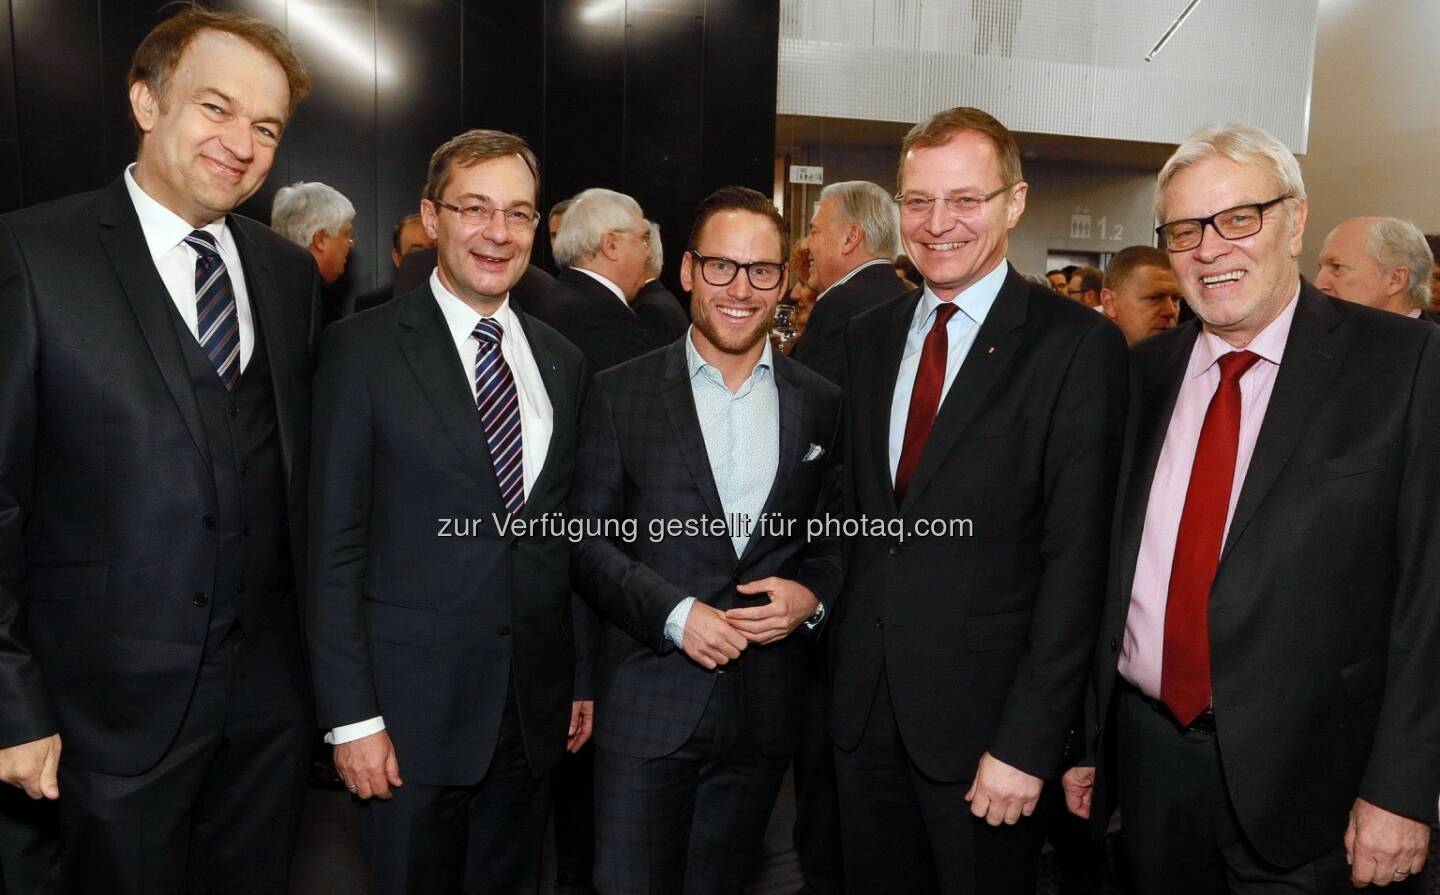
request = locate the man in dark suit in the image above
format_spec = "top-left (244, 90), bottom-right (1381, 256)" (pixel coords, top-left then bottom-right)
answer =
top-left (1314, 215), bottom-right (1434, 320)
top-left (631, 218), bottom-right (690, 347)
top-left (571, 186), bottom-right (843, 894)
top-left (532, 187), bottom-right (654, 373)
top-left (790, 180), bottom-right (910, 388)
top-left (352, 212), bottom-right (436, 314)
top-left (0, 10), bottom-right (317, 893)
top-left (828, 107), bottom-right (1128, 894)
top-left (308, 129), bottom-right (591, 894)
top-left (1062, 124), bottom-right (1440, 893)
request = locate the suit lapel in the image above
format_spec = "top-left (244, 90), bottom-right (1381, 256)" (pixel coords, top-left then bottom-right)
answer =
top-left (738, 354), bottom-right (806, 563)
top-left (868, 290), bottom-right (920, 515)
top-left (1114, 325), bottom-right (1197, 611)
top-left (229, 218), bottom-right (296, 481)
top-left (396, 288), bottom-right (506, 503)
top-left (898, 267), bottom-right (1027, 516)
top-left (514, 310), bottom-right (573, 515)
top-left (1220, 287), bottom-right (1346, 562)
top-left (97, 178), bottom-right (211, 467)
top-left (661, 340), bottom-right (728, 523)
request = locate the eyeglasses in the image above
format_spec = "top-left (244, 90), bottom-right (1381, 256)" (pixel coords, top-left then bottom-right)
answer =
top-left (689, 251), bottom-right (786, 290)
top-left (1156, 196), bottom-right (1291, 252)
top-left (894, 182), bottom-right (1018, 218)
top-left (431, 199), bottom-right (539, 232)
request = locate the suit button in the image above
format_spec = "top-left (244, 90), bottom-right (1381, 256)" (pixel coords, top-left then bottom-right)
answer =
top-left (875, 617), bottom-right (884, 629)
top-left (193, 592), bottom-right (209, 607)
top-left (228, 405), bottom-right (240, 418)
top-left (496, 624), bottom-right (511, 637)
top-left (202, 516), bottom-right (215, 530)
top-left (1109, 637), bottom-right (1119, 653)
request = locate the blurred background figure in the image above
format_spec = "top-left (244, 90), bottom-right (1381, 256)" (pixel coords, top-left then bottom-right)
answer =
top-left (1065, 264), bottom-right (1103, 309)
top-left (1100, 246), bottom-right (1183, 344)
top-left (631, 219), bottom-right (689, 346)
top-left (353, 212), bottom-right (437, 314)
top-left (271, 181), bottom-right (355, 326)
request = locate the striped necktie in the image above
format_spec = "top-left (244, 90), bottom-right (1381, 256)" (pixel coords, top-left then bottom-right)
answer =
top-left (473, 318), bottom-right (525, 515)
top-left (185, 230), bottom-right (240, 390)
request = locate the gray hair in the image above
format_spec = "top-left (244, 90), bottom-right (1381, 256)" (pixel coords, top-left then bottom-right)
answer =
top-left (1362, 217), bottom-right (1435, 310)
top-left (819, 180), bottom-right (901, 259)
top-left (552, 188), bottom-right (643, 269)
top-left (1155, 123), bottom-right (1306, 222)
top-left (270, 181), bottom-right (355, 248)
top-left (645, 219), bottom-right (663, 277)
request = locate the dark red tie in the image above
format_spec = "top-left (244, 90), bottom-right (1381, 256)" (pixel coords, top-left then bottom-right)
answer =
top-left (895, 303), bottom-right (959, 503)
top-left (1160, 349), bottom-right (1262, 726)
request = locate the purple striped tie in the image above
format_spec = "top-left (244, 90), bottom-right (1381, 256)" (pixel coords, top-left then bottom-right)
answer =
top-left (472, 319), bottom-right (525, 515)
top-left (185, 230), bottom-right (240, 390)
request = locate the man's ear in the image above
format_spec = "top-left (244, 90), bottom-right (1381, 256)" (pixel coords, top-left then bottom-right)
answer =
top-left (841, 222), bottom-right (864, 256)
top-left (1387, 266), bottom-right (1411, 298)
top-left (420, 200), bottom-right (440, 240)
top-left (129, 80), bottom-right (160, 136)
top-left (601, 231), bottom-right (623, 262)
top-left (679, 252), bottom-right (694, 293)
top-left (1099, 287), bottom-right (1119, 320)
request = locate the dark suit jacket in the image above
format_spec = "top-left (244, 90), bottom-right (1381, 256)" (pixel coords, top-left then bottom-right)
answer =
top-left (790, 261), bottom-right (910, 387)
top-left (0, 176), bottom-right (318, 772)
top-left (631, 279), bottom-right (689, 348)
top-left (570, 339), bottom-right (844, 759)
top-left (1088, 283), bottom-right (1440, 866)
top-left (527, 268), bottom-right (652, 374)
top-left (307, 284), bottom-right (588, 784)
top-left (828, 266), bottom-right (1128, 783)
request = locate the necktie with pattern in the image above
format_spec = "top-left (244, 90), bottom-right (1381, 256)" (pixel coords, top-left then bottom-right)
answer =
top-left (473, 318), bottom-right (525, 515)
top-left (186, 230), bottom-right (240, 390)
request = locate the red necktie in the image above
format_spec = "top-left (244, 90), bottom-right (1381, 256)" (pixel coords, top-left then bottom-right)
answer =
top-left (895, 303), bottom-right (958, 503)
top-left (1160, 349), bottom-right (1262, 726)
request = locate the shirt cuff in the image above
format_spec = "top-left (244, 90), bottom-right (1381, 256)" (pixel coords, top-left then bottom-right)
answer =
top-left (664, 596), bottom-right (697, 649)
top-left (325, 716), bottom-right (386, 745)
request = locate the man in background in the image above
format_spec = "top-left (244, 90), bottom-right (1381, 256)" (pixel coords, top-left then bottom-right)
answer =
top-left (1066, 265), bottom-right (1103, 309)
top-left (271, 180), bottom-right (355, 325)
top-left (631, 219), bottom-right (689, 346)
top-left (1099, 245), bottom-right (1183, 344)
top-left (1315, 215), bottom-right (1433, 317)
top-left (353, 212), bottom-right (437, 314)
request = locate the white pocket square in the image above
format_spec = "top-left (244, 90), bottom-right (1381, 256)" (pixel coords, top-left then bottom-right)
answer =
top-left (802, 443), bottom-right (825, 462)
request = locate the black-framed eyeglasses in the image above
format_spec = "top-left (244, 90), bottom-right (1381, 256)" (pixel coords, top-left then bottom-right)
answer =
top-left (432, 199), bottom-right (539, 232)
top-left (1156, 195), bottom-right (1291, 252)
top-left (688, 251), bottom-right (786, 290)
top-left (893, 181), bottom-right (1019, 218)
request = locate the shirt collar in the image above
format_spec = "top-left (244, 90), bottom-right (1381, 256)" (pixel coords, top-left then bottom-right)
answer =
top-left (1192, 285), bottom-right (1300, 377)
top-left (572, 266), bottom-right (629, 306)
top-left (123, 163), bottom-right (231, 263)
top-left (817, 257), bottom-right (891, 301)
top-left (912, 258), bottom-right (1008, 333)
top-left (1406, 307), bottom-right (1423, 319)
top-left (430, 268), bottom-right (519, 347)
top-left (684, 325), bottom-right (774, 382)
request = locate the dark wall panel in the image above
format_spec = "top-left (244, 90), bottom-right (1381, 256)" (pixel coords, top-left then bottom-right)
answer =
top-left (544, 0), bottom-right (626, 206)
top-left (12, 0), bottom-right (105, 204)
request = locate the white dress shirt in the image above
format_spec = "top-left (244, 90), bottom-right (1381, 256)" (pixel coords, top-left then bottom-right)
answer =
top-left (327, 271), bottom-right (555, 745)
top-left (816, 257), bottom-right (891, 302)
top-left (123, 165), bottom-right (255, 372)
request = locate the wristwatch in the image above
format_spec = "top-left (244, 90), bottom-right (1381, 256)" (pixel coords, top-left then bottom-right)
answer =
top-left (802, 601), bottom-right (826, 632)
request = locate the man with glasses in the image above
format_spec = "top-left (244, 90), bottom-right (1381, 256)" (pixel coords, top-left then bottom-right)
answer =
top-left (827, 106), bottom-right (1128, 893)
top-left (571, 186), bottom-right (843, 893)
top-left (308, 129), bottom-right (593, 892)
top-left (536, 187), bottom-right (655, 372)
top-left (1065, 265), bottom-right (1104, 310)
top-left (1063, 123), bottom-right (1440, 893)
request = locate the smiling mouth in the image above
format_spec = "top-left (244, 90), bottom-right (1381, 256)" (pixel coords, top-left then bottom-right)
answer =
top-left (717, 305), bottom-right (757, 320)
top-left (203, 155), bottom-right (245, 180)
top-left (472, 251), bottom-right (511, 265)
top-left (1201, 270), bottom-right (1245, 288)
top-left (925, 241), bottom-right (968, 251)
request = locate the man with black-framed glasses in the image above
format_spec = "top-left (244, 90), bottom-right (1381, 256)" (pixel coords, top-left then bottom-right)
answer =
top-left (827, 106), bottom-right (1128, 894)
top-left (1064, 122), bottom-right (1440, 894)
top-left (570, 186), bottom-right (843, 893)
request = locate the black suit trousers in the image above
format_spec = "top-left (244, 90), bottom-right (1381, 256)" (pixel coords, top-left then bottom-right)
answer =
top-left (592, 672), bottom-right (787, 895)
top-left (0, 786), bottom-right (61, 895)
top-left (56, 624), bottom-right (310, 895)
top-left (832, 668), bottom-right (1042, 895)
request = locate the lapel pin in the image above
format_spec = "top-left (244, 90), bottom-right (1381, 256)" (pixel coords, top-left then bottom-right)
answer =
top-left (987, 345), bottom-right (995, 354)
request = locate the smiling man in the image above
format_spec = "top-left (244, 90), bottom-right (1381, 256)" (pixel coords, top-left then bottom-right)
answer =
top-left (570, 186), bottom-right (843, 894)
top-left (307, 130), bottom-right (592, 893)
top-left (1065, 123), bottom-right (1440, 894)
top-left (0, 9), bottom-right (317, 893)
top-left (827, 106), bottom-right (1128, 894)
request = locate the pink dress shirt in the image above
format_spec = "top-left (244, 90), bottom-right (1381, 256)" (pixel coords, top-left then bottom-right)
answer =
top-left (1120, 292), bottom-right (1300, 699)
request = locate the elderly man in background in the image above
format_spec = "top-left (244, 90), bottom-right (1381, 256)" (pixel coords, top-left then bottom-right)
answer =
top-left (630, 219), bottom-right (689, 346)
top-left (271, 180), bottom-right (355, 327)
top-left (1315, 216), bottom-right (1434, 318)
top-left (1100, 245), bottom-right (1184, 344)
top-left (789, 180), bottom-right (910, 388)
top-left (535, 187), bottom-right (653, 372)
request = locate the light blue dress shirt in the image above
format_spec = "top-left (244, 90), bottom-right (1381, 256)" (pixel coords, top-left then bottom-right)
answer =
top-left (663, 330), bottom-right (781, 647)
top-left (887, 260), bottom-right (1009, 484)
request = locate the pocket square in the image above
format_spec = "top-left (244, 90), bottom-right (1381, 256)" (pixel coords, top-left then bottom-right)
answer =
top-left (802, 443), bottom-right (825, 462)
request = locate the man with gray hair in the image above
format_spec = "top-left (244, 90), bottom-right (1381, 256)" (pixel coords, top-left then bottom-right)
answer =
top-left (533, 187), bottom-right (652, 372)
top-left (1315, 216), bottom-right (1434, 318)
top-left (1064, 123), bottom-right (1440, 892)
top-left (790, 180), bottom-right (909, 387)
top-left (630, 219), bottom-right (689, 346)
top-left (271, 181), bottom-right (355, 286)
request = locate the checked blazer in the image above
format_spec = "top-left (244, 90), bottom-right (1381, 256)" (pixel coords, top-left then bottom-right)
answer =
top-left (570, 337), bottom-right (844, 759)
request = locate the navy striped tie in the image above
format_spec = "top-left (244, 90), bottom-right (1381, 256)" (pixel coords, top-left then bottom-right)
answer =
top-left (185, 230), bottom-right (240, 390)
top-left (472, 319), bottom-right (525, 515)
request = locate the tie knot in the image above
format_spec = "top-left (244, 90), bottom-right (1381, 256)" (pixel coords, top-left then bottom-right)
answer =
top-left (185, 229), bottom-right (220, 259)
top-left (473, 318), bottom-right (504, 346)
top-left (932, 302), bottom-right (959, 329)
top-left (1216, 350), bottom-right (1261, 382)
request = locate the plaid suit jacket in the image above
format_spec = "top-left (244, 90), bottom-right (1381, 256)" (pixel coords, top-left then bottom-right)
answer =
top-left (571, 337), bottom-right (843, 759)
